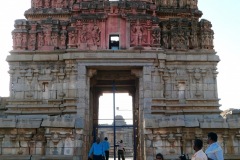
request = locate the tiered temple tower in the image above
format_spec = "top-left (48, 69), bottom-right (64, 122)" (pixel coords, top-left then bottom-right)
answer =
top-left (0, 0), bottom-right (240, 159)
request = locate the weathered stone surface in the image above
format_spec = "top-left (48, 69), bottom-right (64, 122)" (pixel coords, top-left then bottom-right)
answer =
top-left (41, 116), bottom-right (75, 128)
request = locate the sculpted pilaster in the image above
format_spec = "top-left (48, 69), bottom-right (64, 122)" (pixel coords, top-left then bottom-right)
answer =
top-left (212, 67), bottom-right (218, 99)
top-left (194, 68), bottom-right (202, 98)
top-left (163, 70), bottom-right (169, 98)
top-left (0, 134), bottom-right (4, 155)
top-left (200, 68), bottom-right (206, 98)
top-left (8, 68), bottom-right (15, 97)
top-left (169, 68), bottom-right (176, 98)
top-left (187, 68), bottom-right (194, 98)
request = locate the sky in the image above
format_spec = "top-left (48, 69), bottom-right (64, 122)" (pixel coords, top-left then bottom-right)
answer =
top-left (0, 1), bottom-right (239, 111)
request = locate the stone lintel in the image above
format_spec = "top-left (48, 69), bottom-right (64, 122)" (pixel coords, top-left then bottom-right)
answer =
top-left (63, 52), bottom-right (158, 60)
top-left (167, 54), bottom-right (220, 62)
top-left (0, 118), bottom-right (16, 128)
top-left (6, 55), bottom-right (33, 62)
top-left (7, 104), bottom-right (60, 108)
top-left (42, 116), bottom-right (75, 128)
top-left (33, 54), bottom-right (59, 61)
top-left (16, 119), bottom-right (42, 128)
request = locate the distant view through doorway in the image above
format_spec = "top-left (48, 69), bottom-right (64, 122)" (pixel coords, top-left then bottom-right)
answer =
top-left (98, 93), bottom-right (134, 160)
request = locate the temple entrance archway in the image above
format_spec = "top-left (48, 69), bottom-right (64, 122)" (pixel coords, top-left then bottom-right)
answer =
top-left (89, 69), bottom-right (141, 160)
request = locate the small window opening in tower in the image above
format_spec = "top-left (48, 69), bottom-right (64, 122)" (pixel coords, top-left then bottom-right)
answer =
top-left (98, 93), bottom-right (133, 125)
top-left (109, 35), bottom-right (119, 50)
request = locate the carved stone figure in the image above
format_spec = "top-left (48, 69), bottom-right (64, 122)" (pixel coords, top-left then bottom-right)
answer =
top-left (38, 33), bottom-right (44, 48)
top-left (191, 0), bottom-right (198, 9)
top-left (60, 33), bottom-right (66, 47)
top-left (28, 34), bottom-right (36, 50)
top-left (161, 0), bottom-right (167, 6)
top-left (44, 0), bottom-right (50, 8)
top-left (68, 31), bottom-right (76, 45)
top-left (80, 25), bottom-right (88, 43)
top-left (131, 21), bottom-right (144, 46)
top-left (15, 33), bottom-right (22, 47)
top-left (56, 0), bottom-right (63, 8)
top-left (22, 34), bottom-right (28, 49)
top-left (12, 34), bottom-right (16, 49)
top-left (44, 32), bottom-right (51, 46)
top-left (34, 0), bottom-right (43, 8)
top-left (162, 34), bottom-right (168, 49)
top-left (152, 28), bottom-right (161, 45)
top-left (91, 25), bottom-right (101, 46)
top-left (51, 33), bottom-right (58, 47)
top-left (189, 33), bottom-right (198, 49)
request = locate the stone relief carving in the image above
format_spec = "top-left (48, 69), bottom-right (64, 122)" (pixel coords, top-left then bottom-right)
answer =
top-left (11, 16), bottom-right (214, 51)
top-left (151, 28), bottom-right (161, 46)
top-left (33, 0), bottom-right (43, 8)
top-left (131, 20), bottom-right (146, 46)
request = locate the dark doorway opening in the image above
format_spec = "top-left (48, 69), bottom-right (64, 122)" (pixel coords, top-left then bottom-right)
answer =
top-left (109, 35), bottom-right (119, 50)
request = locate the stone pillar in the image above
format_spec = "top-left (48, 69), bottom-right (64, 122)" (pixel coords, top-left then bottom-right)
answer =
top-left (201, 69), bottom-right (206, 98)
top-left (8, 69), bottom-right (15, 98)
top-left (163, 71), bottom-right (169, 98)
top-left (212, 68), bottom-right (218, 99)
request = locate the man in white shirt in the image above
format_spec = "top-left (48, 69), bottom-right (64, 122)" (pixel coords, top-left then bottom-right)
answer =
top-left (117, 140), bottom-right (125, 160)
top-left (205, 132), bottom-right (224, 160)
top-left (191, 139), bottom-right (208, 160)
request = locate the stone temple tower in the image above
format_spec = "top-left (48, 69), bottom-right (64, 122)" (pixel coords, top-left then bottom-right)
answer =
top-left (1, 0), bottom-right (240, 159)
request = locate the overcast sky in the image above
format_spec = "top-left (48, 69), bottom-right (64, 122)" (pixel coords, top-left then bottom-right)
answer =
top-left (0, 1), bottom-right (239, 111)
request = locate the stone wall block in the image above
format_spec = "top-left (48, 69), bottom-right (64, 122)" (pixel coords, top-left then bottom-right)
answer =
top-left (184, 118), bottom-right (199, 127)
top-left (0, 118), bottom-right (16, 128)
top-left (6, 55), bottom-right (33, 62)
top-left (167, 55), bottom-right (176, 61)
top-left (176, 55), bottom-right (186, 61)
top-left (75, 118), bottom-right (84, 129)
top-left (143, 90), bottom-right (152, 98)
top-left (144, 119), bottom-right (158, 128)
top-left (41, 116), bottom-right (75, 128)
top-left (144, 81), bottom-right (152, 90)
top-left (33, 55), bottom-right (59, 61)
top-left (143, 75), bottom-right (151, 81)
top-left (227, 118), bottom-right (240, 128)
top-left (12, 84), bottom-right (29, 91)
top-left (200, 118), bottom-right (228, 128)
top-left (208, 55), bottom-right (220, 61)
top-left (17, 119), bottom-right (42, 128)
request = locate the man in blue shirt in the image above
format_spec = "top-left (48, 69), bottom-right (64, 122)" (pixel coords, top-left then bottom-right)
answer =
top-left (88, 137), bottom-right (105, 160)
top-left (205, 132), bottom-right (224, 160)
top-left (102, 137), bottom-right (110, 160)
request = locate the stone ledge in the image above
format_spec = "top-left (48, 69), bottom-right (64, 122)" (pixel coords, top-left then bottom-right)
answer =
top-left (0, 155), bottom-right (31, 160)
top-left (32, 155), bottom-right (73, 160)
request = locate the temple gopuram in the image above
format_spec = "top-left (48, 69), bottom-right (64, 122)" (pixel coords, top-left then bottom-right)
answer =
top-left (0, 0), bottom-right (240, 159)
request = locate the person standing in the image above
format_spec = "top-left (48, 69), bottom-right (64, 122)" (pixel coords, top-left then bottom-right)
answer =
top-left (191, 139), bottom-right (208, 160)
top-left (205, 132), bottom-right (224, 160)
top-left (117, 140), bottom-right (125, 160)
top-left (88, 137), bottom-right (105, 160)
top-left (102, 137), bottom-right (110, 160)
